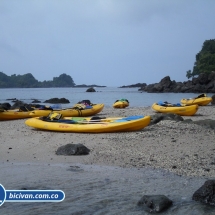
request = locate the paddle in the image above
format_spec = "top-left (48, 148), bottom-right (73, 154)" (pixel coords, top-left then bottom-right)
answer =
top-left (42, 115), bottom-right (144, 124)
top-left (57, 115), bottom-right (144, 124)
top-left (54, 119), bottom-right (109, 124)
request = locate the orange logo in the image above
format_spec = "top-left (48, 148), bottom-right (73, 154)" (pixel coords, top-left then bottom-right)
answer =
top-left (59, 125), bottom-right (70, 128)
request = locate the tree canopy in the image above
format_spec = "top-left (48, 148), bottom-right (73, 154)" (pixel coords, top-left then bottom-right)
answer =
top-left (0, 72), bottom-right (75, 88)
top-left (186, 39), bottom-right (215, 79)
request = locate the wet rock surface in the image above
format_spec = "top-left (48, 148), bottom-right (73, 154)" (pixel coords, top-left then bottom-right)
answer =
top-left (137, 195), bottom-right (173, 213)
top-left (86, 87), bottom-right (96, 92)
top-left (193, 180), bottom-right (215, 206)
top-left (56, 143), bottom-right (90, 155)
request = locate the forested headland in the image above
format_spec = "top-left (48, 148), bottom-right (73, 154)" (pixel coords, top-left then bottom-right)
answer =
top-left (186, 39), bottom-right (215, 79)
top-left (0, 73), bottom-right (75, 88)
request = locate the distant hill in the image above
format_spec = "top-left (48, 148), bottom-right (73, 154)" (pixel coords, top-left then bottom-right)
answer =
top-left (0, 72), bottom-right (76, 88)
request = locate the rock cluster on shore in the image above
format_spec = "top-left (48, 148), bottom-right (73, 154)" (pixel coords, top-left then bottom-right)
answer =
top-left (138, 72), bottom-right (215, 93)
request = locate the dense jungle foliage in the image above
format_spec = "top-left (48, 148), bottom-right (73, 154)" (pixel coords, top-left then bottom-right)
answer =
top-left (0, 73), bottom-right (75, 88)
top-left (186, 39), bottom-right (215, 79)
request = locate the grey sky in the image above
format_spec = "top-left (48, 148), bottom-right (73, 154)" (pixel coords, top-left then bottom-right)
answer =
top-left (1, 0), bottom-right (215, 87)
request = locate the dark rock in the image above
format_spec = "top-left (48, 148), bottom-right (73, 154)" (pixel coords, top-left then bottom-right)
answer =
top-left (56, 143), bottom-right (90, 155)
top-left (211, 95), bottom-right (215, 105)
top-left (10, 100), bottom-right (26, 109)
top-left (44, 98), bottom-right (70, 104)
top-left (193, 119), bottom-right (215, 129)
top-left (183, 119), bottom-right (215, 130)
top-left (86, 87), bottom-right (96, 92)
top-left (32, 99), bottom-right (41, 103)
top-left (0, 102), bottom-right (11, 110)
top-left (138, 72), bottom-right (215, 93)
top-left (137, 195), bottom-right (172, 213)
top-left (192, 180), bottom-right (215, 206)
top-left (6, 98), bottom-right (16, 100)
top-left (150, 113), bottom-right (184, 125)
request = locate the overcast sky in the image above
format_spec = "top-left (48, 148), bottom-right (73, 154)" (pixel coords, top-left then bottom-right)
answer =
top-left (1, 0), bottom-right (215, 87)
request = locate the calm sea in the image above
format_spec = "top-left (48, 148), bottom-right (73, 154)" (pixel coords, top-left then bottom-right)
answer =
top-left (0, 87), bottom-right (213, 107)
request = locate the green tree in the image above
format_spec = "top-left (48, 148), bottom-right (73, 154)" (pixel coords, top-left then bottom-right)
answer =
top-left (186, 39), bottom-right (215, 79)
top-left (52, 73), bottom-right (75, 87)
top-left (186, 70), bottom-right (192, 79)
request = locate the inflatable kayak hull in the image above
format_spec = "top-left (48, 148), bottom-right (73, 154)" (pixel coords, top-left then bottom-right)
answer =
top-left (152, 103), bottom-right (198, 116)
top-left (25, 115), bottom-right (151, 133)
top-left (29, 104), bottom-right (104, 117)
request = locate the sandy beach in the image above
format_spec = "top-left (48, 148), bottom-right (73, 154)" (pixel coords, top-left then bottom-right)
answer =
top-left (1, 105), bottom-right (215, 177)
top-left (1, 105), bottom-right (215, 214)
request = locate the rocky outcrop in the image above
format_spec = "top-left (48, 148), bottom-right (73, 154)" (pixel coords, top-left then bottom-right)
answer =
top-left (11, 100), bottom-right (27, 109)
top-left (31, 99), bottom-right (41, 103)
top-left (44, 98), bottom-right (70, 104)
top-left (150, 113), bottom-right (184, 125)
top-left (139, 72), bottom-right (215, 93)
top-left (193, 180), bottom-right (215, 206)
top-left (56, 143), bottom-right (90, 155)
top-left (137, 195), bottom-right (173, 213)
top-left (86, 87), bottom-right (96, 92)
top-left (0, 102), bottom-right (11, 110)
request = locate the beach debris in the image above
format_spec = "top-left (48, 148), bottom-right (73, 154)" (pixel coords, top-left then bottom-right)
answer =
top-left (56, 143), bottom-right (90, 156)
top-left (137, 195), bottom-right (173, 213)
top-left (192, 180), bottom-right (215, 206)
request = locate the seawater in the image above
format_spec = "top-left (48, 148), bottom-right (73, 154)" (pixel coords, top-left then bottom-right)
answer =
top-left (0, 87), bottom-right (213, 107)
top-left (1, 163), bottom-right (215, 215)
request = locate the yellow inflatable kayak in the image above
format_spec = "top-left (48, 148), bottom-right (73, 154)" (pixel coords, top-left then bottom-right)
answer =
top-left (0, 109), bottom-right (32, 120)
top-left (0, 105), bottom-right (37, 121)
top-left (25, 114), bottom-right (151, 133)
top-left (29, 103), bottom-right (104, 117)
top-left (152, 102), bottom-right (198, 116)
top-left (113, 99), bottom-right (129, 108)
top-left (181, 94), bottom-right (212, 106)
